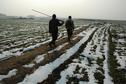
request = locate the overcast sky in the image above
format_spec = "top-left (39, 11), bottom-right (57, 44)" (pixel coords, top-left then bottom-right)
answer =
top-left (0, 0), bottom-right (126, 20)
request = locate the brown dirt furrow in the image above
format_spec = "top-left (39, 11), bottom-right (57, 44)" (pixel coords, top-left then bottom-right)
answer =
top-left (0, 26), bottom-right (88, 75)
top-left (1, 36), bottom-right (82, 84)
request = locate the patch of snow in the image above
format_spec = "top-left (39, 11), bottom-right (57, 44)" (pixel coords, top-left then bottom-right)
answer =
top-left (23, 64), bottom-right (35, 68)
top-left (0, 39), bottom-right (51, 61)
top-left (79, 81), bottom-right (88, 84)
top-left (56, 64), bottom-right (76, 84)
top-left (48, 43), bottom-right (68, 53)
top-left (0, 48), bottom-right (22, 60)
top-left (78, 31), bottom-right (86, 37)
top-left (0, 69), bottom-right (17, 81)
top-left (114, 52), bottom-right (126, 69)
top-left (88, 64), bottom-right (98, 84)
top-left (23, 43), bottom-right (43, 52)
top-left (75, 74), bottom-right (83, 79)
top-left (80, 57), bottom-right (89, 65)
top-left (103, 28), bottom-right (113, 84)
top-left (34, 54), bottom-right (45, 64)
top-left (118, 39), bottom-right (125, 43)
top-left (73, 59), bottom-right (79, 63)
top-left (118, 34), bottom-right (126, 37)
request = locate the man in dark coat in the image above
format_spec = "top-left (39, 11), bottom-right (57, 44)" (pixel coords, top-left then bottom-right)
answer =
top-left (49, 14), bottom-right (64, 47)
top-left (65, 16), bottom-right (74, 43)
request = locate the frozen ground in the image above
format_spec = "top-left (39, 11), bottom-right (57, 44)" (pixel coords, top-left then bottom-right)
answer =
top-left (0, 19), bottom-right (126, 84)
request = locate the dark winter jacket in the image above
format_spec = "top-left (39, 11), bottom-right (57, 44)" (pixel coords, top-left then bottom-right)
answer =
top-left (65, 19), bottom-right (74, 30)
top-left (49, 19), bottom-right (64, 33)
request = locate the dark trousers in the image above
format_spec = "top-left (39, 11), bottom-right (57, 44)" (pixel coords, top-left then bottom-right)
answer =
top-left (67, 29), bottom-right (73, 41)
top-left (50, 32), bottom-right (58, 46)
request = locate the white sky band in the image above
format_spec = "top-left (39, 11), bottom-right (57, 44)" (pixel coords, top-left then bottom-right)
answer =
top-left (0, 0), bottom-right (126, 20)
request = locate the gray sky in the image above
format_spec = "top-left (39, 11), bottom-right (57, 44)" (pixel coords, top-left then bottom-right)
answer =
top-left (0, 0), bottom-right (126, 20)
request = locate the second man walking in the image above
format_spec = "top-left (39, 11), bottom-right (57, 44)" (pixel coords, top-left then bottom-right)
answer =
top-left (65, 16), bottom-right (75, 43)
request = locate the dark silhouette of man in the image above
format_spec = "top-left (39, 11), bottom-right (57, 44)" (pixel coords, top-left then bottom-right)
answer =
top-left (65, 16), bottom-right (75, 43)
top-left (49, 14), bottom-right (64, 47)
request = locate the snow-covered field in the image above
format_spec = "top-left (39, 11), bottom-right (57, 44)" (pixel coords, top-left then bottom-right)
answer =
top-left (0, 19), bottom-right (90, 60)
top-left (0, 19), bottom-right (125, 84)
top-left (111, 24), bottom-right (126, 69)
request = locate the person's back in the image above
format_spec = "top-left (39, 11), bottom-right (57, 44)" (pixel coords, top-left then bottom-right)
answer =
top-left (49, 18), bottom-right (61, 33)
top-left (65, 19), bottom-right (74, 30)
top-left (65, 16), bottom-right (74, 43)
top-left (49, 14), bottom-right (64, 47)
